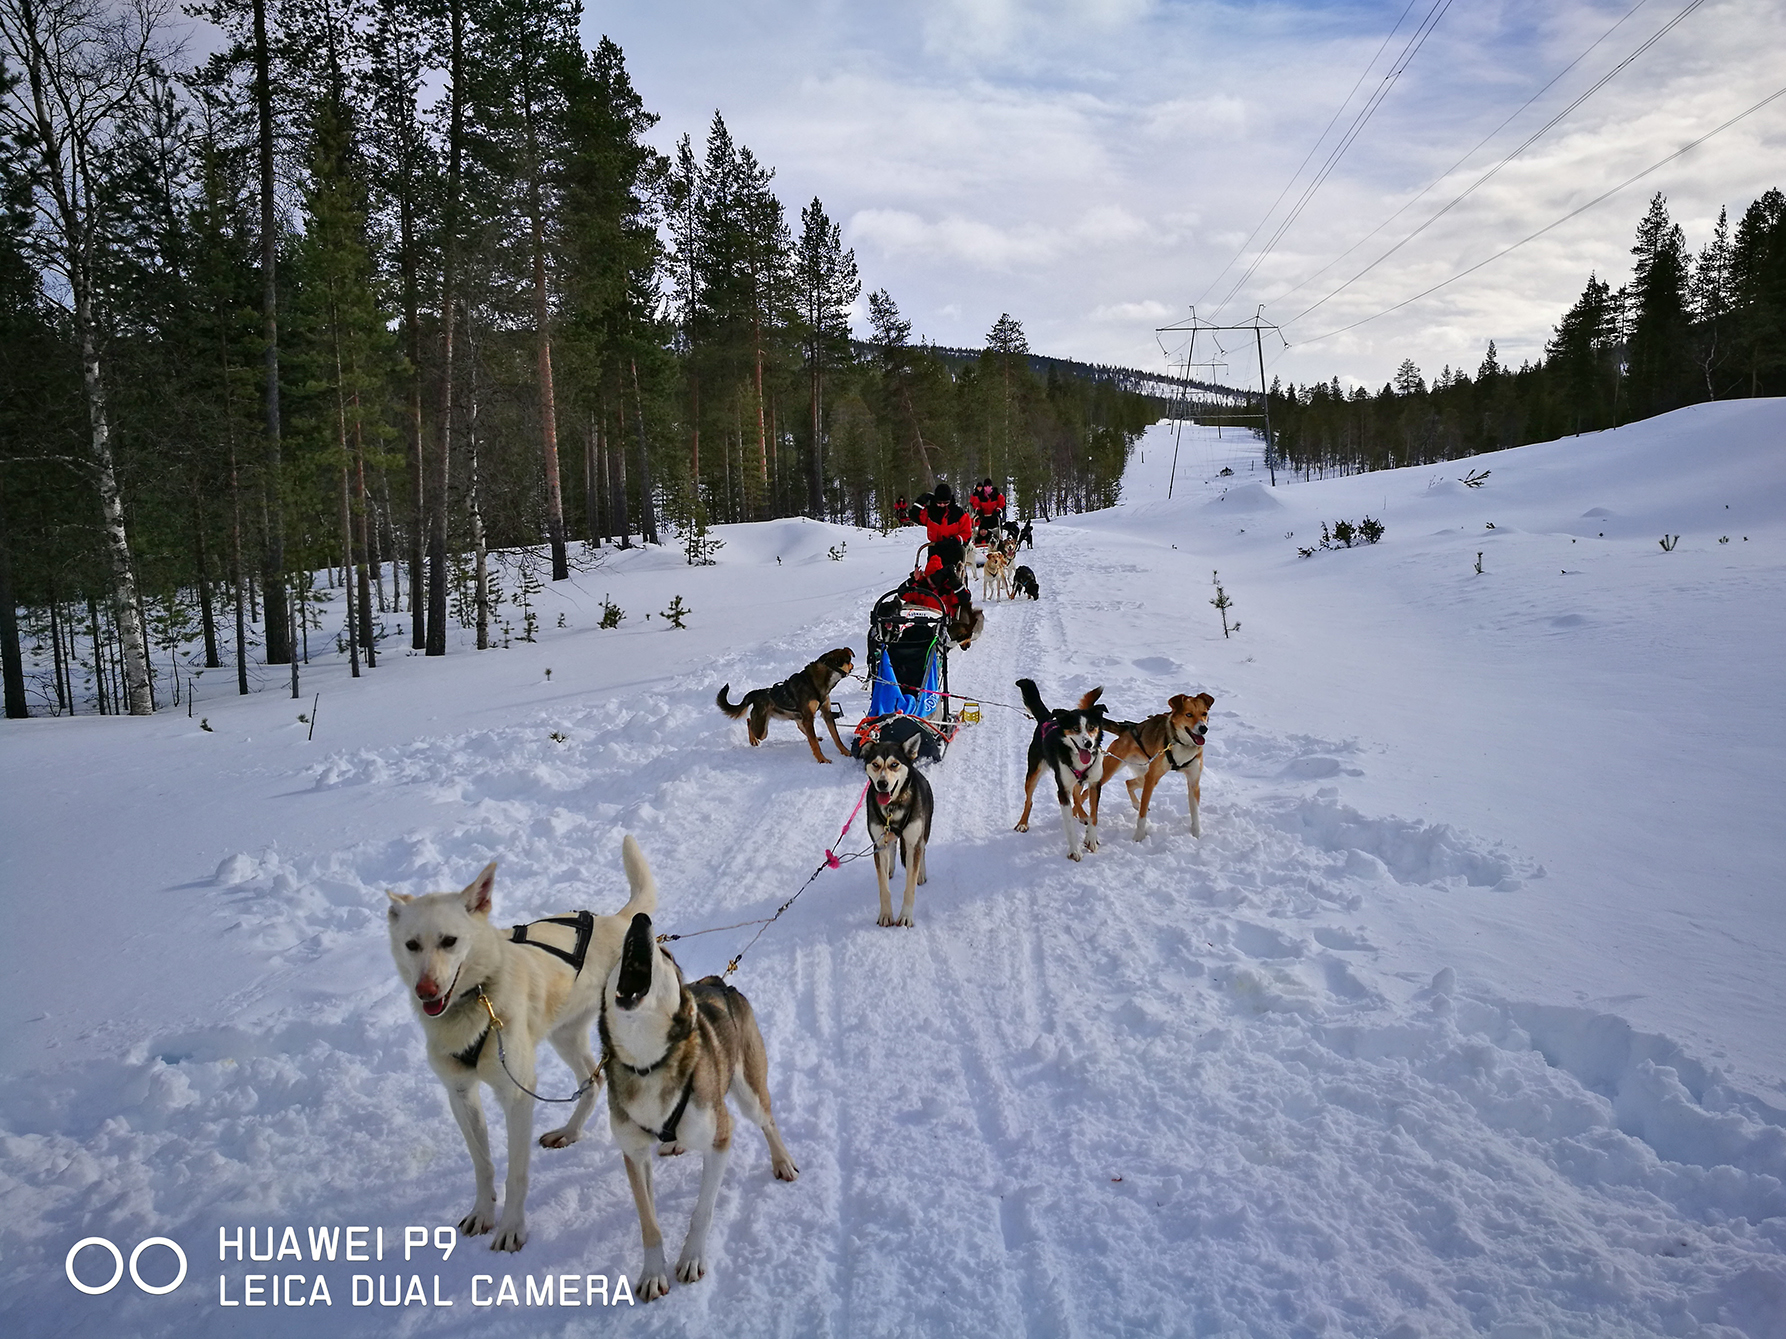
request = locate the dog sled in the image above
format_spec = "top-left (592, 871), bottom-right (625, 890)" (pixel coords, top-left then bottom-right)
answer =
top-left (851, 545), bottom-right (977, 763)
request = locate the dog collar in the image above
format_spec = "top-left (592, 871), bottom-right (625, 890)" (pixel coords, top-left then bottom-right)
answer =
top-left (600, 1002), bottom-right (694, 1078)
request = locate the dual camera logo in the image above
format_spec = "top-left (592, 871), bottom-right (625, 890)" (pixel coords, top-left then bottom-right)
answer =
top-left (65, 1236), bottom-right (188, 1296)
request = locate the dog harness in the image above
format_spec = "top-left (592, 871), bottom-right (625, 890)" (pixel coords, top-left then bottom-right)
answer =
top-left (452, 1026), bottom-right (490, 1070)
top-left (445, 914), bottom-right (595, 1072)
top-left (637, 1073), bottom-right (698, 1145)
top-left (766, 674), bottom-right (807, 714)
top-left (1164, 739), bottom-right (1205, 772)
top-left (510, 911), bottom-right (595, 974)
top-left (601, 1001), bottom-right (701, 1145)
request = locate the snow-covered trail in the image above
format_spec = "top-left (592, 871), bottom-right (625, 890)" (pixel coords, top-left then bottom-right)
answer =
top-left (5, 409), bottom-right (1786, 1336)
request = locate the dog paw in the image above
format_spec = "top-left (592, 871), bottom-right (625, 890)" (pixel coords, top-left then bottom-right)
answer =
top-left (490, 1221), bottom-right (528, 1253)
top-left (1066, 849), bottom-right (1082, 862)
top-left (877, 913), bottom-right (897, 927)
top-left (675, 1254), bottom-right (709, 1285)
top-left (816, 755), bottom-right (833, 764)
top-left (657, 1140), bottom-right (687, 1157)
top-left (773, 1155), bottom-right (800, 1182)
top-left (538, 1127), bottom-right (581, 1149)
top-left (895, 912), bottom-right (914, 928)
top-left (1013, 821), bottom-right (1029, 833)
top-left (458, 1209), bottom-right (495, 1237)
top-left (638, 1270), bottom-right (671, 1302)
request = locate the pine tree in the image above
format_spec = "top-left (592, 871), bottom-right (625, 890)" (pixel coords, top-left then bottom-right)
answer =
top-left (1625, 192), bottom-right (1693, 417)
top-left (1546, 274), bottom-right (1617, 433)
top-left (794, 197), bottom-right (859, 518)
top-left (1731, 189), bottom-right (1786, 398)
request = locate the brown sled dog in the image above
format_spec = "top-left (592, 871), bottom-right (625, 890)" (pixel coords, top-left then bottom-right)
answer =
top-left (601, 895), bottom-right (798, 1301)
top-left (716, 647), bottom-right (855, 763)
top-left (1089, 692), bottom-right (1213, 841)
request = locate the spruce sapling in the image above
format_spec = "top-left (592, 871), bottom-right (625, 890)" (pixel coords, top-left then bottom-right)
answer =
top-left (1210, 570), bottom-right (1239, 638)
top-left (598, 595), bottom-right (625, 629)
top-left (661, 595), bottom-right (691, 629)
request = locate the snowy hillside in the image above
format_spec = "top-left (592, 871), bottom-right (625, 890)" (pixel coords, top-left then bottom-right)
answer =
top-left (4, 402), bottom-right (1785, 1337)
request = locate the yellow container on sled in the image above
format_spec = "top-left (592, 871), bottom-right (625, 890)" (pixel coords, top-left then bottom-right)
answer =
top-left (959, 701), bottom-right (982, 724)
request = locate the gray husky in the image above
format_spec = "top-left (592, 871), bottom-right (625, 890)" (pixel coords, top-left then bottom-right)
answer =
top-left (601, 865), bottom-right (798, 1301)
top-left (861, 730), bottom-right (935, 927)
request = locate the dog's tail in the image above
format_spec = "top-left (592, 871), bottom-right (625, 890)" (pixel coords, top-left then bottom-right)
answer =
top-left (1016, 677), bottom-right (1050, 722)
top-left (715, 685), bottom-right (748, 719)
top-left (620, 834), bottom-right (658, 917)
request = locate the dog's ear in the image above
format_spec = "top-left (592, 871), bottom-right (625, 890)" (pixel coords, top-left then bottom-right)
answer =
top-left (461, 862), bottom-right (497, 917)
top-left (1168, 694), bottom-right (1191, 713)
top-left (386, 889), bottom-right (412, 921)
top-left (1196, 693), bottom-right (1214, 709)
top-left (901, 731), bottom-right (923, 762)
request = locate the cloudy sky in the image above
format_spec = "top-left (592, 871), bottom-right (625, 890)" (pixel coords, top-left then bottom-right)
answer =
top-left (591, 0), bottom-right (1786, 390)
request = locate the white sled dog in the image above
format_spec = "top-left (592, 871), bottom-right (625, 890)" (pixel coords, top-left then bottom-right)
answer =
top-left (600, 844), bottom-right (799, 1301)
top-left (387, 841), bottom-right (656, 1251)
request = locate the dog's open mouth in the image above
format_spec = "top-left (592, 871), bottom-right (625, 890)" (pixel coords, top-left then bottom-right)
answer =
top-left (419, 965), bottom-right (461, 1017)
top-left (1077, 748), bottom-right (1093, 767)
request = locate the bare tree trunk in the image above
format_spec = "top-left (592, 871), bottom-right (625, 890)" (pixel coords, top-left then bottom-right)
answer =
top-left (427, 0), bottom-right (464, 657)
top-left (230, 442), bottom-right (249, 695)
top-left (631, 359), bottom-right (657, 543)
top-left (79, 319), bottom-right (154, 712)
top-left (0, 479), bottom-right (26, 717)
top-left (468, 324), bottom-right (488, 650)
top-left (754, 317), bottom-right (768, 515)
top-left (352, 392), bottom-right (376, 665)
top-left (613, 393), bottom-right (631, 549)
top-left (252, 0), bottom-right (289, 664)
top-left (192, 494), bottom-right (221, 667)
top-left (583, 417), bottom-right (600, 547)
top-left (524, 128), bottom-right (567, 579)
top-left (333, 334), bottom-right (360, 678)
top-left (49, 593), bottom-right (68, 712)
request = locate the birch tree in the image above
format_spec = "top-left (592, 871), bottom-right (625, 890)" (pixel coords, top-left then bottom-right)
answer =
top-left (0, 0), bottom-right (177, 713)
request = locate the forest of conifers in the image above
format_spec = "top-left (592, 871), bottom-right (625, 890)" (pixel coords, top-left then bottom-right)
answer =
top-left (6, 1), bottom-right (1785, 722)
top-left (1265, 189), bottom-right (1786, 478)
top-left (0, 0), bottom-right (1159, 717)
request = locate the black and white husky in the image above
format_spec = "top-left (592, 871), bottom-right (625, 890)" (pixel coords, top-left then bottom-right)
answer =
top-left (1013, 678), bottom-right (1109, 860)
top-left (860, 731), bottom-right (935, 927)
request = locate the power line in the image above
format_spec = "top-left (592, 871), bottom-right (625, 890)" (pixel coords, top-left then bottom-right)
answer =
top-left (1292, 78), bottom-right (1786, 347)
top-left (1272, 0), bottom-right (1658, 309)
top-left (1193, 0), bottom-right (1422, 308)
top-left (1212, 0), bottom-right (1454, 318)
top-left (1290, 0), bottom-right (1709, 326)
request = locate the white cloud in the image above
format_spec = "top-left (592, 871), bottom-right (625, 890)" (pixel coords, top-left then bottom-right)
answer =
top-left (596, 0), bottom-right (1786, 384)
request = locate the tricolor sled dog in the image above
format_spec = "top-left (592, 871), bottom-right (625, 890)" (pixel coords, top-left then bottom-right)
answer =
top-left (386, 843), bottom-right (656, 1251)
top-left (601, 848), bottom-right (798, 1301)
top-left (1013, 678), bottom-right (1110, 860)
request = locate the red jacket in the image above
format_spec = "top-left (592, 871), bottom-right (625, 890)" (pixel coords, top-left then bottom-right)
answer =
top-left (970, 489), bottom-right (1004, 520)
top-left (922, 504), bottom-right (973, 545)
